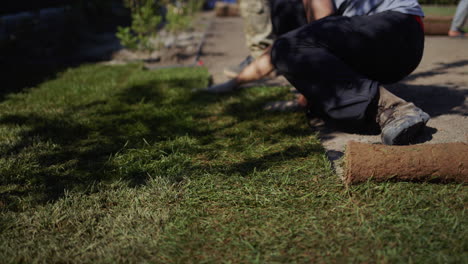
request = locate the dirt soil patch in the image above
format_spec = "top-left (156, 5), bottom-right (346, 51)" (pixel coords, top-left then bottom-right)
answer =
top-left (343, 141), bottom-right (468, 184)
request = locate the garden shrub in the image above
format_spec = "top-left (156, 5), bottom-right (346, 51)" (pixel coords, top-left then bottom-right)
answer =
top-left (116, 0), bottom-right (164, 51)
top-left (116, 0), bottom-right (205, 51)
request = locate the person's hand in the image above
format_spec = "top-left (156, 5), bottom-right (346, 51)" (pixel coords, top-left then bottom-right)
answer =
top-left (203, 79), bottom-right (240, 93)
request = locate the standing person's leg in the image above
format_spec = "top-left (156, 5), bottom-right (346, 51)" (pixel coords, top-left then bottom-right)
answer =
top-left (224, 0), bottom-right (275, 78)
top-left (241, 0), bottom-right (274, 58)
top-left (449, 0), bottom-right (468, 37)
top-left (269, 8), bottom-right (429, 144)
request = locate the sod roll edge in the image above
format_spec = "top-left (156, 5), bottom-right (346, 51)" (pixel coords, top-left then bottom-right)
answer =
top-left (344, 141), bottom-right (468, 185)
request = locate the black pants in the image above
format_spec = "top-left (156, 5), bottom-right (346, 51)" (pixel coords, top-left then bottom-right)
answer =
top-left (269, 0), bottom-right (424, 121)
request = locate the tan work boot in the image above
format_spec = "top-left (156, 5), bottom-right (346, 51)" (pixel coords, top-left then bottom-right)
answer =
top-left (376, 87), bottom-right (430, 145)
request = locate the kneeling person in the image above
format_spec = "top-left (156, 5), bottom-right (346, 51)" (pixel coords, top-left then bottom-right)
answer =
top-left (206, 0), bottom-right (430, 145)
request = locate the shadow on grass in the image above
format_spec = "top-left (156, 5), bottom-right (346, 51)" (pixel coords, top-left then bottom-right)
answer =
top-left (0, 29), bottom-right (122, 102)
top-left (0, 71), bottom-right (318, 210)
top-left (0, 78), bottom-right (206, 206)
top-left (0, 63), bottom-right (65, 102)
top-left (0, 58), bottom-right (117, 103)
top-left (214, 145), bottom-right (323, 177)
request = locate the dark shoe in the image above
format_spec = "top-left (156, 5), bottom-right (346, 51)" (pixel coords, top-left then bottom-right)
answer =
top-left (377, 88), bottom-right (430, 145)
top-left (223, 56), bottom-right (254, 78)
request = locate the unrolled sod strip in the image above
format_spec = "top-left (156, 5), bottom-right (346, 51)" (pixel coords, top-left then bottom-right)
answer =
top-left (343, 141), bottom-right (468, 185)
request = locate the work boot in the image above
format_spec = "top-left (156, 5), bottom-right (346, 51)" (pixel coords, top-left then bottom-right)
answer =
top-left (376, 87), bottom-right (430, 145)
top-left (223, 56), bottom-right (254, 78)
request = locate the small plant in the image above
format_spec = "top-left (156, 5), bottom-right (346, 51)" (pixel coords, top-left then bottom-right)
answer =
top-left (116, 26), bottom-right (140, 50)
top-left (116, 0), bottom-right (205, 50)
top-left (116, 0), bottom-right (164, 51)
top-left (166, 3), bottom-right (191, 33)
top-left (166, 0), bottom-right (204, 33)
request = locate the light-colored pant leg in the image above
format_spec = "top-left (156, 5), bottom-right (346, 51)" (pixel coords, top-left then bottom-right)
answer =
top-left (451, 0), bottom-right (468, 31)
top-left (239, 0), bottom-right (275, 58)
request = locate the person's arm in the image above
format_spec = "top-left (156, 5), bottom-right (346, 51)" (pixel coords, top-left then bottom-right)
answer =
top-left (302, 0), bottom-right (334, 22)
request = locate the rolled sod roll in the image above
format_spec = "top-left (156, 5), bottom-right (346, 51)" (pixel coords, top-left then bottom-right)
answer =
top-left (344, 141), bottom-right (468, 185)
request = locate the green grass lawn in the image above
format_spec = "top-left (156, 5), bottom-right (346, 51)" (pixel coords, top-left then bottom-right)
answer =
top-left (422, 5), bottom-right (458, 17)
top-left (0, 64), bottom-right (466, 263)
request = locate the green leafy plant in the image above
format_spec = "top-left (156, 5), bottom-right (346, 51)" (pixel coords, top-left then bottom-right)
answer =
top-left (166, 4), bottom-right (191, 33)
top-left (116, 0), bottom-right (204, 50)
top-left (166, 0), bottom-right (204, 33)
top-left (116, 0), bottom-right (163, 51)
top-left (116, 26), bottom-right (140, 50)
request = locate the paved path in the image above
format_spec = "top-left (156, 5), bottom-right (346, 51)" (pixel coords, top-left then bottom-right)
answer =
top-left (201, 14), bottom-right (468, 161)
